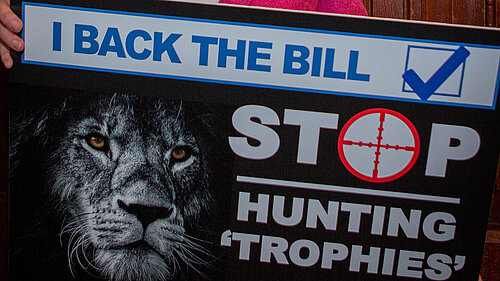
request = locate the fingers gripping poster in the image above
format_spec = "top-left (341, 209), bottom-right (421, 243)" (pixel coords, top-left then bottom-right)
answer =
top-left (9, 0), bottom-right (500, 280)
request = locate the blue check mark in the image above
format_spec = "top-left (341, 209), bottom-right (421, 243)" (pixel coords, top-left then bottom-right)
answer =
top-left (403, 46), bottom-right (470, 101)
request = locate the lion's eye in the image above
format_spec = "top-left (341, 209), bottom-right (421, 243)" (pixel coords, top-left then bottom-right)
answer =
top-left (171, 146), bottom-right (191, 162)
top-left (85, 133), bottom-right (109, 151)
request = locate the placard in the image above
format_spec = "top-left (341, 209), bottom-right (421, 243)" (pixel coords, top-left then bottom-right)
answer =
top-left (9, 1), bottom-right (500, 280)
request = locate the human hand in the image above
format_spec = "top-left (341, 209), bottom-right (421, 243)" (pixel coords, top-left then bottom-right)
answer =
top-left (0, 0), bottom-right (23, 69)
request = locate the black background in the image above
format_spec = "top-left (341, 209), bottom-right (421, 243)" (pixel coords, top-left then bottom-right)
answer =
top-left (9, 0), bottom-right (500, 280)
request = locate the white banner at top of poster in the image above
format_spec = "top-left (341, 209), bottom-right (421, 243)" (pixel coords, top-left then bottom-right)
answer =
top-left (22, 2), bottom-right (500, 109)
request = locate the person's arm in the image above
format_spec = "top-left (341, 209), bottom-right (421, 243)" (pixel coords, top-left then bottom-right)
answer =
top-left (0, 0), bottom-right (23, 69)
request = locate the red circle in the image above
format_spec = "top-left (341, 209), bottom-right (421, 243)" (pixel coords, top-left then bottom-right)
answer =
top-left (338, 108), bottom-right (420, 183)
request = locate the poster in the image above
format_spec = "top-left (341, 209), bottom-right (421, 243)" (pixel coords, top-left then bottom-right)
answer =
top-left (9, 0), bottom-right (500, 280)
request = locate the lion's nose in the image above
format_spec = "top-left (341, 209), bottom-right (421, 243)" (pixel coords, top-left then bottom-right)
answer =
top-left (117, 199), bottom-right (174, 228)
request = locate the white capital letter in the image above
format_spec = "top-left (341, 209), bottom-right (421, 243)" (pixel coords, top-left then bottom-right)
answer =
top-left (425, 124), bottom-right (480, 177)
top-left (283, 109), bottom-right (338, 165)
top-left (229, 105), bottom-right (280, 160)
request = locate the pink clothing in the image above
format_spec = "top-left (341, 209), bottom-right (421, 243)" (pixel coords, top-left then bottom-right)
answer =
top-left (219, 0), bottom-right (368, 16)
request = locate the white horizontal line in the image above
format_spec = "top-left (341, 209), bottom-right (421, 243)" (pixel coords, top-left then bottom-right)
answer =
top-left (236, 175), bottom-right (460, 205)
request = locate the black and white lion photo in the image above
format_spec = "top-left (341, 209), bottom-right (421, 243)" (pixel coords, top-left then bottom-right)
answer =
top-left (10, 87), bottom-right (233, 281)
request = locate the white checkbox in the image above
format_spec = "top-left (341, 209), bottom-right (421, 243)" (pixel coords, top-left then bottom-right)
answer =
top-left (403, 46), bottom-right (465, 97)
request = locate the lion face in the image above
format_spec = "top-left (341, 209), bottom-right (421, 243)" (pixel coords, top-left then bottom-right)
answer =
top-left (49, 95), bottom-right (212, 281)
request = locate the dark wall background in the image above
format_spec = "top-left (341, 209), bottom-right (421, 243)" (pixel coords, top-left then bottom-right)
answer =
top-left (363, 0), bottom-right (499, 27)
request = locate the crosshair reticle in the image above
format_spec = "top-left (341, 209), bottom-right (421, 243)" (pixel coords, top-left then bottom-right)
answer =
top-left (338, 108), bottom-right (420, 183)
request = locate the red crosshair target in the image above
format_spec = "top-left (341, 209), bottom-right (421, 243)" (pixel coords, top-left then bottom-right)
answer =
top-left (338, 108), bottom-right (420, 183)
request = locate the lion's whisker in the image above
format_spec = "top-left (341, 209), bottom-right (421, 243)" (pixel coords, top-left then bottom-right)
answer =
top-left (81, 236), bottom-right (100, 271)
top-left (175, 248), bottom-right (210, 279)
top-left (66, 222), bottom-right (92, 278)
top-left (180, 236), bottom-right (214, 258)
top-left (183, 233), bottom-right (214, 245)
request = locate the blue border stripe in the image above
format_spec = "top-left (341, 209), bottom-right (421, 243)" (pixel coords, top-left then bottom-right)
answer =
top-left (21, 2), bottom-right (499, 110)
top-left (22, 59), bottom-right (496, 110)
top-left (21, 3), bottom-right (25, 62)
top-left (23, 2), bottom-right (500, 50)
top-left (494, 58), bottom-right (500, 108)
